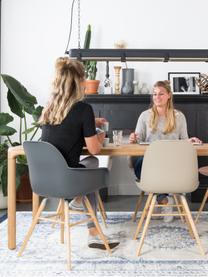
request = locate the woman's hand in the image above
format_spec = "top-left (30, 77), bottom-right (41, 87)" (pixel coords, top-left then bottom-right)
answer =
top-left (188, 137), bottom-right (202, 144)
top-left (95, 117), bottom-right (107, 128)
top-left (129, 132), bottom-right (138, 144)
top-left (97, 131), bottom-right (105, 144)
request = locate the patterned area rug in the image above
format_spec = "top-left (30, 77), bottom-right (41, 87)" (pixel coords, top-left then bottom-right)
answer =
top-left (0, 212), bottom-right (208, 277)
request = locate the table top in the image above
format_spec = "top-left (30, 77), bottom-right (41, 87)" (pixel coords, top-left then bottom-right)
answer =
top-left (8, 143), bottom-right (208, 158)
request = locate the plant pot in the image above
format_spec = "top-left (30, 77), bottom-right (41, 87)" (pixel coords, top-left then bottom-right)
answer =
top-left (16, 174), bottom-right (32, 203)
top-left (0, 191), bottom-right (7, 209)
top-left (84, 80), bottom-right (100, 94)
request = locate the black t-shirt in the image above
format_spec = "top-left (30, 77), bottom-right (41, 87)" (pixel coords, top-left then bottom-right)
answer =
top-left (41, 101), bottom-right (96, 167)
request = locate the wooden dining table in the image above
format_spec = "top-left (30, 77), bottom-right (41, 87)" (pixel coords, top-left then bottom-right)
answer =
top-left (7, 143), bottom-right (208, 249)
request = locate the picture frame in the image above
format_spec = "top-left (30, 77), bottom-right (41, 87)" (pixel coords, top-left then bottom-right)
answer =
top-left (168, 72), bottom-right (200, 94)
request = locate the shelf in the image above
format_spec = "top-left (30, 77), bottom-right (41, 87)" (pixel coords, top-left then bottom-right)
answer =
top-left (68, 49), bottom-right (208, 62)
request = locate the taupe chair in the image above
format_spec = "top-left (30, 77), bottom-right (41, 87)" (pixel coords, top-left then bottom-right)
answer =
top-left (133, 140), bottom-right (205, 256)
top-left (195, 166), bottom-right (208, 223)
top-left (18, 141), bottom-right (111, 270)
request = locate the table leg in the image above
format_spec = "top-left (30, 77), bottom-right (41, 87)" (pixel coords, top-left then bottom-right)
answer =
top-left (8, 157), bottom-right (16, 249)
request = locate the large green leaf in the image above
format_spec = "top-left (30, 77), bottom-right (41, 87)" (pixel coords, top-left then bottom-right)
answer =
top-left (1, 74), bottom-right (37, 115)
top-left (0, 126), bottom-right (16, 136)
top-left (0, 112), bottom-right (14, 125)
top-left (0, 113), bottom-right (16, 136)
top-left (0, 165), bottom-right (3, 192)
top-left (0, 162), bottom-right (28, 196)
top-left (0, 142), bottom-right (9, 164)
top-left (7, 90), bottom-right (24, 117)
top-left (32, 105), bottom-right (44, 122)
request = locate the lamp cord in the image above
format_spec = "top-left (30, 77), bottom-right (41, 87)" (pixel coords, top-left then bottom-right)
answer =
top-left (78, 0), bottom-right (81, 49)
top-left (64, 0), bottom-right (81, 54)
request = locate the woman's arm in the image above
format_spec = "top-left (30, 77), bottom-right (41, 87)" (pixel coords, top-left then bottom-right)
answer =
top-left (85, 132), bottom-right (105, 155)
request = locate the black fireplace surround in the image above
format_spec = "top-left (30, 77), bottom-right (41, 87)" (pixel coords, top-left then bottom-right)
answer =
top-left (86, 94), bottom-right (208, 202)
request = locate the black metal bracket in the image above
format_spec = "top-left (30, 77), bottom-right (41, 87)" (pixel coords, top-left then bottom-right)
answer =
top-left (121, 52), bottom-right (126, 62)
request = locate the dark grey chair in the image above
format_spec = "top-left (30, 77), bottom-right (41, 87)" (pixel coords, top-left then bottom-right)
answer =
top-left (18, 141), bottom-right (111, 270)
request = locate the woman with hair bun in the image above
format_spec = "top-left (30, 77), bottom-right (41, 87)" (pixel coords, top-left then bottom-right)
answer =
top-left (39, 57), bottom-right (119, 249)
top-left (129, 80), bottom-right (201, 222)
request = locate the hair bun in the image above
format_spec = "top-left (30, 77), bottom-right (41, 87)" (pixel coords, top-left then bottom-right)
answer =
top-left (164, 80), bottom-right (170, 85)
top-left (54, 57), bottom-right (85, 79)
top-left (55, 57), bottom-right (70, 72)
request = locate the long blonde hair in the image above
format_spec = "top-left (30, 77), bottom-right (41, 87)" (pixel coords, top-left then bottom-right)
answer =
top-left (149, 80), bottom-right (176, 134)
top-left (39, 57), bottom-right (85, 125)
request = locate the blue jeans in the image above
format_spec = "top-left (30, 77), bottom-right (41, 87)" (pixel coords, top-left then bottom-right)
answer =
top-left (133, 156), bottom-right (168, 203)
top-left (80, 156), bottom-right (98, 229)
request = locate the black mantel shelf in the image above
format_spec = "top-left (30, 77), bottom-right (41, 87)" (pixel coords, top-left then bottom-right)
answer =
top-left (86, 94), bottom-right (208, 103)
top-left (68, 49), bottom-right (208, 62)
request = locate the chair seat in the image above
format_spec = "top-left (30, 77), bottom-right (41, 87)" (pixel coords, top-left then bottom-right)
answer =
top-left (80, 155), bottom-right (112, 169)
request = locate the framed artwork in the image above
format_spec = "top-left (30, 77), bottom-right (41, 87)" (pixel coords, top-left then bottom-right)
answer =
top-left (168, 72), bottom-right (200, 94)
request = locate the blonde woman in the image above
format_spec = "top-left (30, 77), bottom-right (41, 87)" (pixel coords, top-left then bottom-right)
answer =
top-left (129, 80), bottom-right (201, 222)
top-left (39, 57), bottom-right (119, 249)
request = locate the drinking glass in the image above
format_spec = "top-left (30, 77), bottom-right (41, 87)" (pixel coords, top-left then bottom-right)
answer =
top-left (113, 130), bottom-right (123, 146)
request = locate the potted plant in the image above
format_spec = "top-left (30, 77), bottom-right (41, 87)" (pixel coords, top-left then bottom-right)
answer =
top-left (0, 74), bottom-right (43, 204)
top-left (83, 25), bottom-right (100, 94)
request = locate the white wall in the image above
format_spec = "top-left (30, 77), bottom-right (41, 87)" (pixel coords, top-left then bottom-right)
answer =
top-left (1, 0), bottom-right (208, 194)
top-left (1, 0), bottom-right (208, 107)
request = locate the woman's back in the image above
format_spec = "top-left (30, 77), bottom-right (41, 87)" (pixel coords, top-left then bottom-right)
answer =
top-left (41, 101), bottom-right (96, 167)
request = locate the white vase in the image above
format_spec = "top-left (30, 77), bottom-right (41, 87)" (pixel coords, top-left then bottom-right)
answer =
top-left (140, 83), bottom-right (149, 94)
top-left (0, 191), bottom-right (8, 209)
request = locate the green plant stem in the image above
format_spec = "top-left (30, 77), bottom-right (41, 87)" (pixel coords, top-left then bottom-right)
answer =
top-left (6, 136), bottom-right (13, 146)
top-left (19, 118), bottom-right (22, 145)
top-left (23, 110), bottom-right (27, 141)
top-left (30, 126), bottom-right (39, 141)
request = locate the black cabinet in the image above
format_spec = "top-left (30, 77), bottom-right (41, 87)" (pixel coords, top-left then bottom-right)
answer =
top-left (86, 94), bottom-right (208, 202)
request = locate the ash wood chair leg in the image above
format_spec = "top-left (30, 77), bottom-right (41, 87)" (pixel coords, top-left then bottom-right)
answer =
top-left (180, 195), bottom-right (205, 256)
top-left (195, 189), bottom-right (208, 223)
top-left (84, 196), bottom-right (111, 254)
top-left (173, 194), bottom-right (185, 223)
top-left (134, 193), bottom-right (153, 240)
top-left (18, 198), bottom-right (48, 257)
top-left (137, 194), bottom-right (156, 256)
top-left (64, 200), bottom-right (71, 271)
top-left (132, 191), bottom-right (145, 222)
top-left (60, 199), bottom-right (65, 244)
top-left (96, 191), bottom-right (107, 228)
top-left (51, 199), bottom-right (62, 228)
top-left (178, 196), bottom-right (194, 239)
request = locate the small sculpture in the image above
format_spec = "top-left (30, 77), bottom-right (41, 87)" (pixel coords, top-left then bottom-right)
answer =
top-left (114, 40), bottom-right (127, 49)
top-left (196, 74), bottom-right (208, 93)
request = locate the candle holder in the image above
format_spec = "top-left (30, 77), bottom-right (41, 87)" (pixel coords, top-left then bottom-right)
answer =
top-left (114, 66), bottom-right (121, 94)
